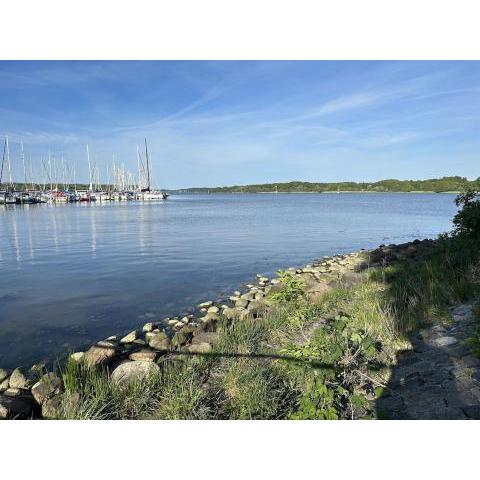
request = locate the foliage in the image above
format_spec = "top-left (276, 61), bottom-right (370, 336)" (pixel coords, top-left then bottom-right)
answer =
top-left (186, 176), bottom-right (478, 194)
top-left (271, 269), bottom-right (305, 303)
top-left (453, 187), bottom-right (480, 237)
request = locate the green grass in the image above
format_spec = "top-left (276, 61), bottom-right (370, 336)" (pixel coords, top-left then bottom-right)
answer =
top-left (53, 231), bottom-right (479, 420)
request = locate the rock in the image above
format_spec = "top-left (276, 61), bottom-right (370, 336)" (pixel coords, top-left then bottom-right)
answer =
top-left (148, 331), bottom-right (170, 350)
top-left (0, 394), bottom-right (33, 419)
top-left (4, 388), bottom-right (21, 397)
top-left (270, 278), bottom-right (281, 285)
top-left (70, 352), bottom-right (85, 363)
top-left (180, 316), bottom-right (190, 323)
top-left (9, 368), bottom-right (29, 390)
top-left (222, 307), bottom-right (237, 320)
top-left (0, 368), bottom-right (10, 383)
top-left (192, 331), bottom-right (219, 344)
top-left (129, 349), bottom-right (158, 362)
top-left (198, 301), bottom-right (213, 308)
top-left (31, 373), bottom-right (62, 405)
top-left (172, 327), bottom-right (195, 348)
top-left (234, 291), bottom-right (241, 296)
top-left (0, 377), bottom-right (9, 392)
top-left (168, 319), bottom-right (178, 326)
top-left (83, 342), bottom-right (118, 367)
top-left (120, 330), bottom-right (137, 344)
top-left (143, 322), bottom-right (154, 332)
top-left (207, 306), bottom-right (220, 314)
top-left (188, 342), bottom-right (212, 354)
top-left (247, 300), bottom-right (266, 315)
top-left (434, 336), bottom-right (458, 347)
top-left (241, 292), bottom-right (255, 301)
top-left (235, 299), bottom-right (249, 309)
top-left (111, 361), bottom-right (160, 386)
top-left (42, 395), bottom-right (63, 419)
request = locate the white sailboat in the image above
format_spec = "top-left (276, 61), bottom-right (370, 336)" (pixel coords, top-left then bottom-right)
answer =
top-left (139, 138), bottom-right (168, 200)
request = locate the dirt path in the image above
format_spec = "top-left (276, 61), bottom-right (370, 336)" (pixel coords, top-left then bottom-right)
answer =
top-left (376, 304), bottom-right (480, 419)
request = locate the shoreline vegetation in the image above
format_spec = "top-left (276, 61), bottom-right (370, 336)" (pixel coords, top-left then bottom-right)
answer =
top-left (181, 176), bottom-right (480, 194)
top-left (1, 188), bottom-right (479, 420)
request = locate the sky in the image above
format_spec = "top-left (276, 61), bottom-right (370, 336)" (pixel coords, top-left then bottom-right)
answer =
top-left (0, 60), bottom-right (479, 189)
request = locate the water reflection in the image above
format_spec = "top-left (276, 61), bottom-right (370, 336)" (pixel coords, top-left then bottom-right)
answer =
top-left (0, 194), bottom-right (457, 368)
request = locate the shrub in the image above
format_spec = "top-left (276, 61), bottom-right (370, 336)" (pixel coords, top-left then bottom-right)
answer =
top-left (453, 187), bottom-right (480, 237)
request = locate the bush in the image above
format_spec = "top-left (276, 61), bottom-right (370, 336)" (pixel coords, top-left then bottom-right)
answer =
top-left (453, 187), bottom-right (480, 237)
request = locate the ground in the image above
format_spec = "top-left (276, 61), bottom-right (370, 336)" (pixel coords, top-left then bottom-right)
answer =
top-left (376, 304), bottom-right (480, 419)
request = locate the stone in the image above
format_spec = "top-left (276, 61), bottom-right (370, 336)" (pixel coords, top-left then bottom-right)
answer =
top-left (247, 300), bottom-right (266, 315)
top-left (434, 336), bottom-right (458, 347)
top-left (207, 306), bottom-right (220, 314)
top-left (198, 301), bottom-right (213, 308)
top-left (192, 331), bottom-right (219, 345)
top-left (0, 394), bottom-right (33, 419)
top-left (148, 331), bottom-right (170, 350)
top-left (9, 368), bottom-right (29, 389)
top-left (111, 361), bottom-right (160, 386)
top-left (31, 373), bottom-right (62, 405)
top-left (0, 368), bottom-right (10, 383)
top-left (222, 307), bottom-right (237, 320)
top-left (4, 388), bottom-right (21, 397)
top-left (83, 342), bottom-right (118, 367)
top-left (0, 377), bottom-right (9, 392)
top-left (235, 298), bottom-right (249, 309)
top-left (241, 292), bottom-right (255, 301)
top-left (188, 342), bottom-right (212, 354)
top-left (143, 322), bottom-right (154, 332)
top-left (172, 327), bottom-right (195, 348)
top-left (70, 352), bottom-right (84, 363)
top-left (42, 395), bottom-right (63, 419)
top-left (120, 330), bottom-right (137, 344)
top-left (129, 349), bottom-right (158, 362)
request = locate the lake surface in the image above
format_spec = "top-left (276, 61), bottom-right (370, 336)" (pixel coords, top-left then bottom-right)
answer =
top-left (0, 193), bottom-right (458, 368)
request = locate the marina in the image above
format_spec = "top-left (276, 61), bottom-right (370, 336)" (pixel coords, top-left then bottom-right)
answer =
top-left (0, 137), bottom-right (168, 206)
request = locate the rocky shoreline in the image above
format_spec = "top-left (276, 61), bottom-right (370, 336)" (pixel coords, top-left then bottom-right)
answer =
top-left (0, 238), bottom-right (437, 420)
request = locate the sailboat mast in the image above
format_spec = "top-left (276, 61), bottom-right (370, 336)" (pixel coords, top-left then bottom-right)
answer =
top-left (21, 140), bottom-right (27, 190)
top-left (0, 137), bottom-right (6, 189)
top-left (144, 138), bottom-right (151, 191)
top-left (86, 144), bottom-right (93, 192)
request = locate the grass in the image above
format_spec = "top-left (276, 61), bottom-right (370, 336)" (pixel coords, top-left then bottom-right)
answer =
top-left (51, 231), bottom-right (479, 420)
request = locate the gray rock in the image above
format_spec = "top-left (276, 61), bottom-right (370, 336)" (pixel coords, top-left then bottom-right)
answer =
top-left (188, 342), bottom-right (212, 354)
top-left (0, 377), bottom-right (9, 392)
top-left (143, 322), bottom-right (154, 332)
top-left (129, 349), bottom-right (158, 362)
top-left (42, 395), bottom-right (63, 419)
top-left (434, 336), bottom-right (458, 347)
top-left (111, 361), bottom-right (160, 386)
top-left (0, 394), bottom-right (33, 419)
top-left (70, 352), bottom-right (85, 363)
top-left (198, 301), bottom-right (213, 308)
top-left (83, 342), bottom-right (118, 367)
top-left (120, 330), bottom-right (137, 344)
top-left (147, 331), bottom-right (170, 350)
top-left (235, 299), bottom-right (249, 309)
top-left (31, 373), bottom-right (62, 405)
top-left (207, 306), bottom-right (220, 314)
top-left (9, 368), bottom-right (29, 389)
top-left (0, 368), bottom-right (10, 383)
top-left (4, 388), bottom-right (21, 397)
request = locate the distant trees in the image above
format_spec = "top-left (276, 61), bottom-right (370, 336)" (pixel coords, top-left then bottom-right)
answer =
top-left (187, 176), bottom-right (475, 194)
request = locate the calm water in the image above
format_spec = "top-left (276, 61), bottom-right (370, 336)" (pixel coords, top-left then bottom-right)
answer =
top-left (0, 193), bottom-right (457, 368)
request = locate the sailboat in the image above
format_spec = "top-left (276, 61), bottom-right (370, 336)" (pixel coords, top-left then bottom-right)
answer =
top-left (139, 138), bottom-right (168, 200)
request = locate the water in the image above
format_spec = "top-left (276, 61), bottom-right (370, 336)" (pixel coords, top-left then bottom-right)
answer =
top-left (0, 193), bottom-right (457, 368)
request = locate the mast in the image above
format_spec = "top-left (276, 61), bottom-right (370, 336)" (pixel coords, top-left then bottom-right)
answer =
top-left (144, 138), bottom-right (151, 192)
top-left (86, 144), bottom-right (93, 192)
top-left (21, 140), bottom-right (27, 190)
top-left (6, 136), bottom-right (12, 190)
top-left (0, 137), bottom-right (6, 189)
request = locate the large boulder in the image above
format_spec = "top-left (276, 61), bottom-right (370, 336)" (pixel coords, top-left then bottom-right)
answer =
top-left (31, 373), bottom-right (62, 405)
top-left (111, 361), bottom-right (160, 386)
top-left (0, 394), bottom-right (33, 419)
top-left (147, 331), bottom-right (170, 350)
top-left (172, 326), bottom-right (195, 348)
top-left (83, 341), bottom-right (118, 367)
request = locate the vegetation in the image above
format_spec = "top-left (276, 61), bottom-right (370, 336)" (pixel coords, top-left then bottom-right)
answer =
top-left (53, 186), bottom-right (480, 420)
top-left (185, 176), bottom-right (480, 194)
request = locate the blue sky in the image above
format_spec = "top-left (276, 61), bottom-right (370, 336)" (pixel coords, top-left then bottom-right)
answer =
top-left (0, 60), bottom-right (479, 188)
